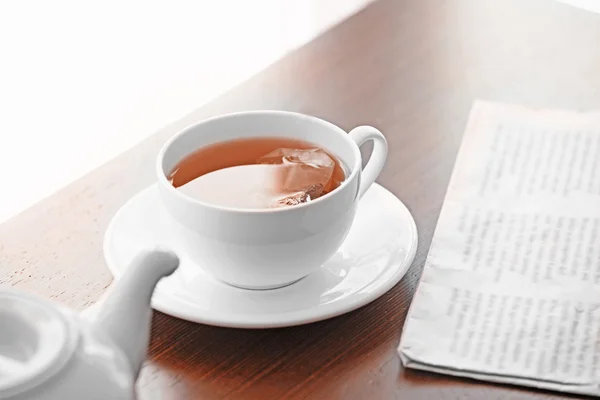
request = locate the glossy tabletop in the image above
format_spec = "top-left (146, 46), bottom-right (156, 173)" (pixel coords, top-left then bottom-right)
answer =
top-left (2, 0), bottom-right (600, 398)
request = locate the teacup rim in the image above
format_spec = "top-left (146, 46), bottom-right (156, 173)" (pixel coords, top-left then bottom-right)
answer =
top-left (156, 110), bottom-right (362, 214)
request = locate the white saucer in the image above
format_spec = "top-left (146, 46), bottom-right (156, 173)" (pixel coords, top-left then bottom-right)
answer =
top-left (103, 183), bottom-right (417, 329)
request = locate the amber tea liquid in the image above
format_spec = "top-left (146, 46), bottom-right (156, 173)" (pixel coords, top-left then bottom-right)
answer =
top-left (168, 137), bottom-right (346, 209)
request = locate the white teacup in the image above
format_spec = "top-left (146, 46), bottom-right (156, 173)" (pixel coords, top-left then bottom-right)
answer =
top-left (157, 111), bottom-right (387, 289)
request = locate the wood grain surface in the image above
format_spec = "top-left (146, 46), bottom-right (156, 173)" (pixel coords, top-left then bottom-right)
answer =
top-left (2, 0), bottom-right (600, 398)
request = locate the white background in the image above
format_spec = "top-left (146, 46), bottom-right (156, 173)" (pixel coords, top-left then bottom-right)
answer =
top-left (0, 0), bottom-right (373, 222)
top-left (0, 0), bottom-right (596, 223)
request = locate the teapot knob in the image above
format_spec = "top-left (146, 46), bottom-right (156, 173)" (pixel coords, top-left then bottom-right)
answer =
top-left (0, 291), bottom-right (77, 398)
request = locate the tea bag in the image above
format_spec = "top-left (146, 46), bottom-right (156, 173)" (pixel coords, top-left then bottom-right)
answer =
top-left (274, 184), bottom-right (324, 207)
top-left (258, 148), bottom-right (335, 195)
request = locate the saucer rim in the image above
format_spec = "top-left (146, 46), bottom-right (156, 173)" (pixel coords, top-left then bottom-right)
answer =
top-left (103, 183), bottom-right (418, 329)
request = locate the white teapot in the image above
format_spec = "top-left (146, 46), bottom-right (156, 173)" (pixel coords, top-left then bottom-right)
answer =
top-left (0, 249), bottom-right (179, 400)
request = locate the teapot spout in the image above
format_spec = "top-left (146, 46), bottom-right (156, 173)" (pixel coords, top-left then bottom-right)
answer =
top-left (93, 249), bottom-right (179, 378)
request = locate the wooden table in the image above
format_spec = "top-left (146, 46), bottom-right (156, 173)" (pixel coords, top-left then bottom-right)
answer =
top-left (3, 0), bottom-right (600, 398)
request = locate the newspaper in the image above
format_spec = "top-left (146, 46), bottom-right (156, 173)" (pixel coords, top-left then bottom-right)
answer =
top-left (399, 101), bottom-right (600, 396)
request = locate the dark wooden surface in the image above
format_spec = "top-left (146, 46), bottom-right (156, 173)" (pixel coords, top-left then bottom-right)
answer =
top-left (2, 0), bottom-right (600, 398)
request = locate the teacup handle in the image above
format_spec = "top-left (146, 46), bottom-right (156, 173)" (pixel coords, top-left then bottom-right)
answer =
top-left (349, 126), bottom-right (388, 199)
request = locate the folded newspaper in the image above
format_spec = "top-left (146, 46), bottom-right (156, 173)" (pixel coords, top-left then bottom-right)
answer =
top-left (399, 101), bottom-right (600, 396)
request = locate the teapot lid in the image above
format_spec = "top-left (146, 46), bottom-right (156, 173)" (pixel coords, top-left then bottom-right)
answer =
top-left (0, 291), bottom-right (77, 399)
